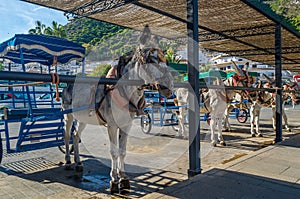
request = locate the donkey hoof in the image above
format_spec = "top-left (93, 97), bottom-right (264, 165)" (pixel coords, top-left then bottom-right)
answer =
top-left (223, 128), bottom-right (230, 132)
top-left (211, 141), bottom-right (217, 147)
top-left (288, 128), bottom-right (292, 132)
top-left (251, 134), bottom-right (256, 137)
top-left (220, 141), bottom-right (226, 146)
top-left (75, 164), bottom-right (83, 172)
top-left (110, 181), bottom-right (119, 194)
top-left (119, 178), bottom-right (130, 191)
top-left (257, 133), bottom-right (263, 137)
top-left (65, 161), bottom-right (73, 170)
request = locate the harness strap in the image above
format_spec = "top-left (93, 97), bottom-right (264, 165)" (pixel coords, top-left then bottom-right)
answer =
top-left (202, 94), bottom-right (210, 113)
top-left (94, 86), bottom-right (112, 124)
top-left (50, 72), bottom-right (60, 102)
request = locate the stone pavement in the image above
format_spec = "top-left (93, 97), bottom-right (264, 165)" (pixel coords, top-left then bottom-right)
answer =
top-left (0, 106), bottom-right (299, 198)
top-left (143, 133), bottom-right (300, 199)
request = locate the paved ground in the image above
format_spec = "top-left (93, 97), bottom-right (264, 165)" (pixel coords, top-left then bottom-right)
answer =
top-left (0, 105), bottom-right (299, 198)
top-left (143, 133), bottom-right (300, 199)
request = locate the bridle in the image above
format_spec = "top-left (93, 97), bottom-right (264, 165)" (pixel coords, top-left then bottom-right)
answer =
top-left (132, 47), bottom-right (172, 96)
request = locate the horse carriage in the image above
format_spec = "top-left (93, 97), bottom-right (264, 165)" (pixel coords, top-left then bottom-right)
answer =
top-left (0, 34), bottom-right (85, 164)
top-left (140, 91), bottom-right (181, 134)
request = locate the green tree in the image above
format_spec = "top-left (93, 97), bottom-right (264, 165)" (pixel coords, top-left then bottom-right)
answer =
top-left (0, 62), bottom-right (4, 71)
top-left (88, 64), bottom-right (112, 77)
top-left (264, 0), bottom-right (300, 30)
top-left (28, 20), bottom-right (46, 34)
top-left (165, 47), bottom-right (182, 63)
top-left (28, 20), bottom-right (66, 38)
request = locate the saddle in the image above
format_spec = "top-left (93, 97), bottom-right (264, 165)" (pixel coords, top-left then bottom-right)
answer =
top-left (91, 52), bottom-right (146, 120)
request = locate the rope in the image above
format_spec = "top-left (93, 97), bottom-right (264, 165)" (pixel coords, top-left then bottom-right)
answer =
top-left (0, 82), bottom-right (46, 87)
top-left (50, 72), bottom-right (60, 102)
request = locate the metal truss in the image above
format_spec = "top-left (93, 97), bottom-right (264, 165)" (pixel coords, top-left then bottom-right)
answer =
top-left (200, 24), bottom-right (275, 42)
top-left (64, 0), bottom-right (135, 20)
top-left (221, 46), bottom-right (300, 56)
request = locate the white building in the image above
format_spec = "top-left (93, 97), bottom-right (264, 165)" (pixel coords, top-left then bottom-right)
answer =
top-left (176, 49), bottom-right (212, 65)
top-left (210, 54), bottom-right (295, 81)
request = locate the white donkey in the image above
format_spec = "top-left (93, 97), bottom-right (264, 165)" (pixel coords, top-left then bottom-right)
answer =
top-left (62, 26), bottom-right (174, 193)
top-left (174, 77), bottom-right (227, 146)
top-left (249, 77), bottom-right (295, 137)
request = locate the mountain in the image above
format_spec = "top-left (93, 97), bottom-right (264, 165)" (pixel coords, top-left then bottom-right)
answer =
top-left (64, 18), bottom-right (184, 63)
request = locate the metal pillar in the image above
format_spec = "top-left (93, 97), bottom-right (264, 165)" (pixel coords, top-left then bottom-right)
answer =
top-left (186, 0), bottom-right (201, 177)
top-left (274, 23), bottom-right (283, 143)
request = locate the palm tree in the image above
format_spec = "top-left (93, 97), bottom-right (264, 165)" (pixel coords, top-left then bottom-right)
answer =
top-left (28, 20), bottom-right (66, 38)
top-left (49, 21), bottom-right (66, 38)
top-left (28, 20), bottom-right (46, 35)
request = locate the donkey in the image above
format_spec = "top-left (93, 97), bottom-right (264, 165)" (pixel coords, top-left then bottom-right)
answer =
top-left (62, 25), bottom-right (174, 193)
top-left (223, 61), bottom-right (256, 132)
top-left (248, 76), bottom-right (296, 137)
top-left (174, 77), bottom-right (227, 146)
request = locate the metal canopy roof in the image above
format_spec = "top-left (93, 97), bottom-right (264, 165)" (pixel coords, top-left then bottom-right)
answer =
top-left (21, 0), bottom-right (300, 71)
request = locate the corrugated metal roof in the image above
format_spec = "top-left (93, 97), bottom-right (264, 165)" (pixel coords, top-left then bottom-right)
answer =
top-left (21, 0), bottom-right (300, 71)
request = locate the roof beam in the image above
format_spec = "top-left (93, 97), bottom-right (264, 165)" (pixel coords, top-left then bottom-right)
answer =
top-left (219, 47), bottom-right (300, 55)
top-left (132, 2), bottom-right (278, 58)
top-left (200, 24), bottom-right (275, 42)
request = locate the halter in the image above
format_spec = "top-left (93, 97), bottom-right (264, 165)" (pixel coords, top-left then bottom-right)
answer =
top-left (132, 47), bottom-right (172, 93)
top-left (109, 47), bottom-right (171, 115)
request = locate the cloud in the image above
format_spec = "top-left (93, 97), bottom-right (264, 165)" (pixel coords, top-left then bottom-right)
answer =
top-left (0, 0), bottom-right (68, 42)
top-left (32, 6), bottom-right (46, 12)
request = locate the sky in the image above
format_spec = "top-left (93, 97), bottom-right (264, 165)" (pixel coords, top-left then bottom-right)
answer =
top-left (0, 0), bottom-right (68, 42)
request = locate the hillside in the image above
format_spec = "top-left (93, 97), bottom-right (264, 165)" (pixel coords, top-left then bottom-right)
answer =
top-left (64, 18), bottom-right (183, 63)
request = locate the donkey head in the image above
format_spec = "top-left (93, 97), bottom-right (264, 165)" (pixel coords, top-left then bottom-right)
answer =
top-left (131, 25), bottom-right (174, 98)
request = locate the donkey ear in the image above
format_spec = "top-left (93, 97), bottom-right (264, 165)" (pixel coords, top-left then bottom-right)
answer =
top-left (139, 25), bottom-right (151, 45)
top-left (231, 60), bottom-right (244, 76)
top-left (245, 62), bottom-right (249, 73)
top-left (263, 73), bottom-right (274, 83)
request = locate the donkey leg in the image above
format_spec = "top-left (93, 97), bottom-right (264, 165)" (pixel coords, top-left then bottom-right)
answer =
top-left (178, 108), bottom-right (188, 139)
top-left (249, 105), bottom-right (256, 137)
top-left (107, 125), bottom-right (119, 193)
top-left (223, 106), bottom-right (231, 132)
top-left (210, 116), bottom-right (217, 147)
top-left (282, 108), bottom-right (291, 132)
top-left (118, 128), bottom-right (130, 191)
top-left (64, 113), bottom-right (73, 170)
top-left (255, 112), bottom-right (262, 137)
top-left (73, 122), bottom-right (86, 172)
top-left (177, 114), bottom-right (184, 137)
top-left (272, 107), bottom-right (276, 131)
top-left (217, 117), bottom-right (226, 146)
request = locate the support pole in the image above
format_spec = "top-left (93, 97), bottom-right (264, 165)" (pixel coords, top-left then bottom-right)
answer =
top-left (186, 0), bottom-right (201, 177)
top-left (275, 23), bottom-right (283, 143)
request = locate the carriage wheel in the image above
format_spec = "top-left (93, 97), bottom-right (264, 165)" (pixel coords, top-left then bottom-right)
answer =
top-left (236, 108), bottom-right (248, 123)
top-left (0, 133), bottom-right (3, 164)
top-left (141, 113), bottom-right (152, 134)
top-left (57, 135), bottom-right (74, 154)
top-left (58, 141), bottom-right (74, 154)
